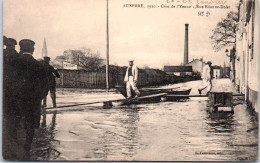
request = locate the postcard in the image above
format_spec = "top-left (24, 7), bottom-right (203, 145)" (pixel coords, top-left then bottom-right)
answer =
top-left (3, 0), bottom-right (258, 161)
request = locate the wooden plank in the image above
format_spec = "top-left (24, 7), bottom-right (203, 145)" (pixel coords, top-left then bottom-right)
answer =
top-left (45, 101), bottom-right (104, 109)
top-left (165, 94), bottom-right (208, 97)
top-left (45, 93), bottom-right (168, 110)
top-left (165, 94), bottom-right (244, 98)
top-left (106, 93), bottom-right (168, 102)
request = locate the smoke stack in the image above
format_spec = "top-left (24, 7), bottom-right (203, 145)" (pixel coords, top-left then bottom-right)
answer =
top-left (184, 23), bottom-right (189, 65)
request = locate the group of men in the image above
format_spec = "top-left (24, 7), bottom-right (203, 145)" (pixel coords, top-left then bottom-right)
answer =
top-left (3, 36), bottom-right (59, 160)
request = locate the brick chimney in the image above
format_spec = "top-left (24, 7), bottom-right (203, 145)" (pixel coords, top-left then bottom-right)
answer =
top-left (184, 24), bottom-right (189, 65)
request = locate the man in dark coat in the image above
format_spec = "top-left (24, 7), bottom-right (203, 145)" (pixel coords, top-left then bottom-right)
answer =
top-left (16, 39), bottom-right (49, 158)
top-left (2, 37), bottom-right (21, 160)
top-left (3, 38), bottom-right (20, 104)
top-left (3, 37), bottom-right (19, 107)
top-left (41, 56), bottom-right (60, 108)
top-left (3, 38), bottom-right (19, 90)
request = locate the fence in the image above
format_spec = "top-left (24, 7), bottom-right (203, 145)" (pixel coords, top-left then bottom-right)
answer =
top-left (56, 69), bottom-right (200, 88)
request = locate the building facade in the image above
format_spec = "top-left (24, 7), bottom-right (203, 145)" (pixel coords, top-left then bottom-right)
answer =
top-left (213, 68), bottom-right (221, 79)
top-left (235, 0), bottom-right (258, 112)
top-left (185, 58), bottom-right (207, 75)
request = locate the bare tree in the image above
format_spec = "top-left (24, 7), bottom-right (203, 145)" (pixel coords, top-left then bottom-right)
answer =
top-left (79, 47), bottom-right (104, 71)
top-left (55, 47), bottom-right (104, 71)
top-left (210, 11), bottom-right (238, 52)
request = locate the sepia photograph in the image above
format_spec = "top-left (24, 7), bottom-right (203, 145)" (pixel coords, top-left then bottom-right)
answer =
top-left (2, 0), bottom-right (259, 161)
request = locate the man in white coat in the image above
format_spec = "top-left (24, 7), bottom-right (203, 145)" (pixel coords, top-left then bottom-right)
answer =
top-left (124, 60), bottom-right (140, 98)
top-left (198, 61), bottom-right (213, 94)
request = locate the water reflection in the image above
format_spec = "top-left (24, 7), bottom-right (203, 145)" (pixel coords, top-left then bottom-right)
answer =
top-left (30, 83), bottom-right (258, 161)
top-left (119, 107), bottom-right (140, 156)
top-left (92, 106), bottom-right (140, 159)
top-left (31, 111), bottom-right (60, 160)
top-left (206, 109), bottom-right (235, 133)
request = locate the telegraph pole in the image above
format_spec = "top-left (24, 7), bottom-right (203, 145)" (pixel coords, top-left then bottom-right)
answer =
top-left (106, 0), bottom-right (110, 90)
top-left (62, 57), bottom-right (64, 88)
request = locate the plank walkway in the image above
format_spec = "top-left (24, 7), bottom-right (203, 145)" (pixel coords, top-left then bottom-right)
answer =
top-left (45, 93), bottom-right (168, 110)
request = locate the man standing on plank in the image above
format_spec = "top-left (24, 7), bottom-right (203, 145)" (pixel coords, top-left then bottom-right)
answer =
top-left (124, 60), bottom-right (140, 98)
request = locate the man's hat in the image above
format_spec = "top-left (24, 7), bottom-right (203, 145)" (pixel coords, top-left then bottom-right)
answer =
top-left (19, 39), bottom-right (35, 48)
top-left (207, 61), bottom-right (212, 64)
top-left (6, 38), bottom-right (17, 46)
top-left (3, 36), bottom-right (7, 46)
top-left (128, 59), bottom-right (134, 62)
top-left (43, 56), bottom-right (51, 61)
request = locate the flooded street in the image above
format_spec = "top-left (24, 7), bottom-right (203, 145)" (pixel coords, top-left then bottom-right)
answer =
top-left (32, 79), bottom-right (258, 161)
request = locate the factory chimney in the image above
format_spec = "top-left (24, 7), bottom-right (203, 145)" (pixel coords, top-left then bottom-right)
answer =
top-left (184, 23), bottom-right (189, 65)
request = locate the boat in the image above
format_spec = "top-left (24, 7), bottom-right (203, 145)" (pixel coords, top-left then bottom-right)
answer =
top-left (115, 85), bottom-right (192, 102)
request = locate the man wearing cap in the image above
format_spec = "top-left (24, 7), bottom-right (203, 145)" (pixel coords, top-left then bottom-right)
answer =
top-left (16, 39), bottom-right (49, 157)
top-left (3, 38), bottom-right (19, 86)
top-left (3, 38), bottom-right (19, 63)
top-left (198, 61), bottom-right (213, 94)
top-left (2, 37), bottom-right (21, 160)
top-left (41, 56), bottom-right (60, 108)
top-left (124, 60), bottom-right (140, 98)
top-left (3, 38), bottom-right (19, 94)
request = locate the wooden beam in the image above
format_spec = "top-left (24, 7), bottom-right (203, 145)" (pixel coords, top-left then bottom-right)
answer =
top-left (165, 94), bottom-right (208, 97)
top-left (44, 93), bottom-right (244, 110)
top-left (45, 93), bottom-right (168, 110)
top-left (165, 94), bottom-right (244, 98)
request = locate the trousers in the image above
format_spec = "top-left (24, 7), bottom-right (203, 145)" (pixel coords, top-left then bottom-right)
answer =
top-left (199, 79), bottom-right (212, 92)
top-left (42, 85), bottom-right (56, 107)
top-left (126, 76), bottom-right (140, 98)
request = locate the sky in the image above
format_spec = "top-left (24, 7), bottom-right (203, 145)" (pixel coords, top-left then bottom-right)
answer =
top-left (4, 0), bottom-right (239, 69)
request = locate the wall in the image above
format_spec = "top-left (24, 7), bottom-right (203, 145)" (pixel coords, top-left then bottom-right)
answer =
top-left (213, 69), bottom-right (221, 79)
top-left (55, 69), bottom-right (200, 89)
top-left (235, 0), bottom-right (258, 112)
top-left (185, 59), bottom-right (207, 75)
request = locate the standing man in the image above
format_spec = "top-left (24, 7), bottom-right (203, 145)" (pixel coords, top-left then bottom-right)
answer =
top-left (124, 60), bottom-right (140, 98)
top-left (41, 56), bottom-right (60, 108)
top-left (3, 37), bottom-right (19, 116)
top-left (198, 61), bottom-right (213, 94)
top-left (17, 39), bottom-right (49, 158)
top-left (2, 37), bottom-right (20, 160)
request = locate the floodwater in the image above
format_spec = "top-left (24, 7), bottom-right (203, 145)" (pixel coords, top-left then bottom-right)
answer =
top-left (31, 79), bottom-right (258, 161)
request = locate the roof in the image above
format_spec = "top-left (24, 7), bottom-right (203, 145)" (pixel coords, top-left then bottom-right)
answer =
top-left (143, 68), bottom-right (168, 75)
top-left (212, 65), bottom-right (221, 69)
top-left (186, 58), bottom-right (207, 65)
top-left (164, 66), bottom-right (192, 72)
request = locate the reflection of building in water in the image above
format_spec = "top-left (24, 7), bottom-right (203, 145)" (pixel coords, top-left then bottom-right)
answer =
top-left (235, 0), bottom-right (258, 112)
top-left (206, 112), bottom-right (235, 133)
